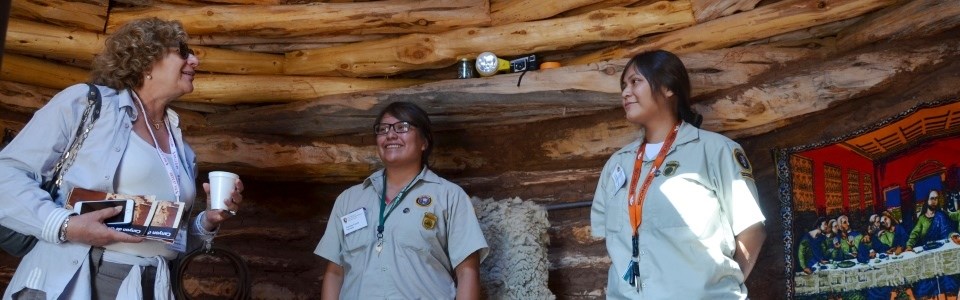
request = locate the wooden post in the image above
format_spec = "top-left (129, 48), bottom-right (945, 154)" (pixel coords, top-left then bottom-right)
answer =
top-left (0, 0), bottom-right (10, 71)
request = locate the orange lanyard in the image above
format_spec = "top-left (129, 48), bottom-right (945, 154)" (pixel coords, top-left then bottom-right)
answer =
top-left (626, 123), bottom-right (680, 236)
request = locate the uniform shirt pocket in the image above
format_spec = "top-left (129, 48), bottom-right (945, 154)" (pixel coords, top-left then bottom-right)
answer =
top-left (605, 183), bottom-right (626, 233)
top-left (342, 228), bottom-right (370, 260)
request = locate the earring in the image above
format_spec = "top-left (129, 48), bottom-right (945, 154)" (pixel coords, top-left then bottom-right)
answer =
top-left (146, 74), bottom-right (152, 80)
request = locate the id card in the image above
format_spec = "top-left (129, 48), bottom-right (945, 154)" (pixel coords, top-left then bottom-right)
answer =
top-left (612, 164), bottom-right (626, 190)
top-left (342, 208), bottom-right (368, 235)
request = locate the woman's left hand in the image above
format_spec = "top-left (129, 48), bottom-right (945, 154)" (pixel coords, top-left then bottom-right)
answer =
top-left (201, 178), bottom-right (244, 231)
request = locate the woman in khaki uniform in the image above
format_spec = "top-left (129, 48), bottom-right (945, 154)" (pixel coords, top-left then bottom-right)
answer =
top-left (591, 50), bottom-right (767, 299)
top-left (315, 102), bottom-right (488, 299)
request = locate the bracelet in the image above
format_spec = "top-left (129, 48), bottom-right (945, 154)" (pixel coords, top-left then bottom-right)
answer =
top-left (58, 216), bottom-right (73, 243)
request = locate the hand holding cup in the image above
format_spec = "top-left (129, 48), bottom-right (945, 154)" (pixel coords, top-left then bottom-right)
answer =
top-left (202, 171), bottom-right (244, 230)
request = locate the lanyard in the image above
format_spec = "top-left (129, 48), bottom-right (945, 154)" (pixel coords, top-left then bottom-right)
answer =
top-left (623, 123), bottom-right (680, 287)
top-left (134, 92), bottom-right (182, 203)
top-left (627, 123), bottom-right (680, 235)
top-left (375, 170), bottom-right (418, 253)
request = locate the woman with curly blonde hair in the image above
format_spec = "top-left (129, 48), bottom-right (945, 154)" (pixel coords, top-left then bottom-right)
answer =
top-left (0, 18), bottom-right (244, 299)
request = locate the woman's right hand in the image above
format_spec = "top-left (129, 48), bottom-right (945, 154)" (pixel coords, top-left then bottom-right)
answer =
top-left (65, 206), bottom-right (144, 246)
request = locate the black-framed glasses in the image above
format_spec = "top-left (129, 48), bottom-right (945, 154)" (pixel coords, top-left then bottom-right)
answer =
top-left (374, 121), bottom-right (413, 135)
top-left (175, 41), bottom-right (193, 60)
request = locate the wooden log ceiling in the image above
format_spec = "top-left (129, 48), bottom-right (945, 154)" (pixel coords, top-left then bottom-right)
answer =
top-left (3, 0), bottom-right (960, 184)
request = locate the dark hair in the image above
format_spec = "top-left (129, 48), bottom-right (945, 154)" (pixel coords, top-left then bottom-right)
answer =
top-left (921, 189), bottom-right (944, 214)
top-left (620, 50), bottom-right (702, 127)
top-left (90, 18), bottom-right (188, 90)
top-left (374, 102), bottom-right (434, 166)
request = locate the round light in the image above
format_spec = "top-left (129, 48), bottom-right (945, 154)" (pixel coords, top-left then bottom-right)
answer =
top-left (475, 52), bottom-right (504, 77)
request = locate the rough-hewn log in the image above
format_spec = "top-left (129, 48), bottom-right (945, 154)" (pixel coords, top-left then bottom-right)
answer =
top-left (0, 53), bottom-right (423, 104)
top-left (4, 18), bottom-right (104, 62)
top-left (180, 75), bottom-right (429, 104)
top-left (189, 34), bottom-right (392, 46)
top-left (10, 0), bottom-right (108, 32)
top-left (566, 0), bottom-right (896, 66)
top-left (0, 53), bottom-right (88, 90)
top-left (836, 0), bottom-right (960, 51)
top-left (557, 0), bottom-right (648, 18)
top-left (108, 0), bottom-right (490, 37)
top-left (698, 38), bottom-right (960, 138)
top-left (284, 1), bottom-right (695, 77)
top-left (684, 39), bottom-right (836, 98)
top-left (4, 19), bottom-right (286, 75)
top-left (190, 46), bottom-right (284, 75)
top-left (211, 60), bottom-right (628, 136)
top-left (0, 81), bottom-right (58, 113)
top-left (216, 40), bottom-right (832, 136)
top-left (747, 16), bottom-right (862, 46)
top-left (491, 0), bottom-right (597, 25)
top-left (690, 0), bottom-right (759, 23)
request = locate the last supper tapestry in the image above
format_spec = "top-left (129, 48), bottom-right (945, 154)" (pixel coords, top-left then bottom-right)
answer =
top-left (776, 98), bottom-right (960, 299)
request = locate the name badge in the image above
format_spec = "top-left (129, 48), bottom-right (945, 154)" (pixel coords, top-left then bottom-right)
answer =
top-left (342, 208), bottom-right (368, 235)
top-left (612, 164), bottom-right (626, 189)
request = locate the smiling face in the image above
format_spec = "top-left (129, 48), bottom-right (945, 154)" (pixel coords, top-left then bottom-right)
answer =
top-left (147, 45), bottom-right (198, 99)
top-left (620, 65), bottom-right (674, 126)
top-left (376, 113), bottom-right (428, 168)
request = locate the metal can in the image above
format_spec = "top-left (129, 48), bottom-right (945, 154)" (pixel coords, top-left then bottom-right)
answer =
top-left (457, 58), bottom-right (475, 79)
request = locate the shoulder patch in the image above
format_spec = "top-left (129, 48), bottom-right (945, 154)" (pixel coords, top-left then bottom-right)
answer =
top-left (734, 148), bottom-right (752, 172)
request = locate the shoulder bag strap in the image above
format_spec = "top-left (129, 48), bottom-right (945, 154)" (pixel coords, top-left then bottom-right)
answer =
top-left (42, 83), bottom-right (102, 199)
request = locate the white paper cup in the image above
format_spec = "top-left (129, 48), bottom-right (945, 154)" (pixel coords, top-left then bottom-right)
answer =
top-left (209, 171), bottom-right (239, 210)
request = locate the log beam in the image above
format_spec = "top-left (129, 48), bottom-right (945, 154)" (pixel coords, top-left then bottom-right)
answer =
top-left (0, 53), bottom-right (88, 90)
top-left (10, 0), bottom-right (108, 32)
top-left (566, 0), bottom-right (896, 66)
top-left (0, 53), bottom-right (426, 104)
top-left (697, 38), bottom-right (960, 138)
top-left (181, 75), bottom-right (429, 104)
top-left (214, 39), bottom-right (833, 136)
top-left (4, 18), bottom-right (286, 75)
top-left (690, 0), bottom-right (759, 23)
top-left (108, 0), bottom-right (490, 37)
top-left (491, 0), bottom-right (597, 25)
top-left (284, 1), bottom-right (695, 76)
top-left (0, 81), bottom-right (58, 114)
top-left (837, 0), bottom-right (960, 51)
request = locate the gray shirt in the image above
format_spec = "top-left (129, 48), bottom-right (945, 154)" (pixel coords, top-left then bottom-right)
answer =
top-left (315, 168), bottom-right (489, 299)
top-left (591, 122), bottom-right (765, 299)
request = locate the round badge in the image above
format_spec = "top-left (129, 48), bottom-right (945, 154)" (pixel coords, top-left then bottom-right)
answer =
top-left (416, 195), bottom-right (432, 207)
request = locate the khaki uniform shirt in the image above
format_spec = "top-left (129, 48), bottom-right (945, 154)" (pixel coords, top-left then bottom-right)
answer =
top-left (591, 122), bottom-right (765, 299)
top-left (315, 168), bottom-right (489, 299)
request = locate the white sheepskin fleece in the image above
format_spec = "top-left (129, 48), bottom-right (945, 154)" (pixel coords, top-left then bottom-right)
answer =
top-left (472, 197), bottom-right (555, 300)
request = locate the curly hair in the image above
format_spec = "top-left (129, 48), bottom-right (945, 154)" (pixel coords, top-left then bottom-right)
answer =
top-left (90, 18), bottom-right (188, 90)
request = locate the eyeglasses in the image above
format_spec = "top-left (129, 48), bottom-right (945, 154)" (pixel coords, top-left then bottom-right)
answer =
top-left (174, 41), bottom-right (193, 60)
top-left (374, 121), bottom-right (413, 135)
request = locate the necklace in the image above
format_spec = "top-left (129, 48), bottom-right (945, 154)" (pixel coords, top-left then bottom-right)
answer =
top-left (151, 120), bottom-right (164, 130)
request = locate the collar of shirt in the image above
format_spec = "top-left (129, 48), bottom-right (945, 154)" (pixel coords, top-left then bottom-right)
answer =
top-left (612, 121), bottom-right (701, 162)
top-left (362, 166), bottom-right (442, 190)
top-left (117, 88), bottom-right (182, 129)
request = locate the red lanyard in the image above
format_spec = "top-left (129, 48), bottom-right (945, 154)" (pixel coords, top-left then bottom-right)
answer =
top-left (627, 123), bottom-right (680, 236)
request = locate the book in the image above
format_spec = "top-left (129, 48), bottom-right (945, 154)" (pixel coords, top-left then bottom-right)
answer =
top-left (144, 201), bottom-right (184, 242)
top-left (66, 187), bottom-right (185, 244)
